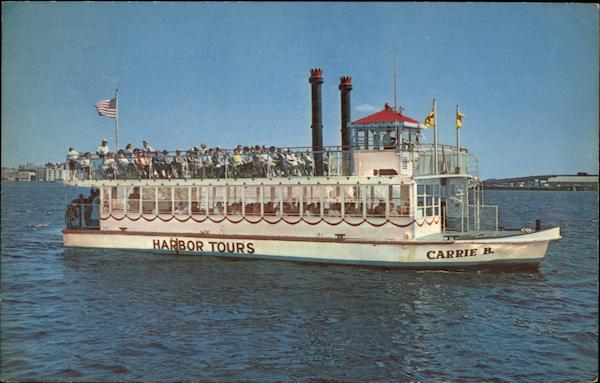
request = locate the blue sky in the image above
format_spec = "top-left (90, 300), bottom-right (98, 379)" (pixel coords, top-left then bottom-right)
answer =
top-left (2, 3), bottom-right (598, 179)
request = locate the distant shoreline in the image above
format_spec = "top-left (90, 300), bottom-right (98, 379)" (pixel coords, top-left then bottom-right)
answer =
top-left (483, 186), bottom-right (597, 192)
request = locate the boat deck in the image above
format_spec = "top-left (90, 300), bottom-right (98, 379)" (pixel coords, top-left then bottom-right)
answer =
top-left (420, 229), bottom-right (535, 241)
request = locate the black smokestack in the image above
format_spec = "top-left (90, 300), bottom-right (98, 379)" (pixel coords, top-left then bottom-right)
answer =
top-left (309, 68), bottom-right (324, 176)
top-left (339, 76), bottom-right (352, 175)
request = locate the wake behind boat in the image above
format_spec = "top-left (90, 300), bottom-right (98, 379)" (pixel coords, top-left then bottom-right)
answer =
top-left (62, 68), bottom-right (561, 270)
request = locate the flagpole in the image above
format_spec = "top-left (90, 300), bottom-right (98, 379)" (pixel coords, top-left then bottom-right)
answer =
top-left (393, 44), bottom-right (399, 144)
top-left (456, 104), bottom-right (461, 174)
top-left (115, 88), bottom-right (119, 152)
top-left (433, 98), bottom-right (438, 174)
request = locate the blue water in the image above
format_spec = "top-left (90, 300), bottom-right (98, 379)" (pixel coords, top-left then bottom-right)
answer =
top-left (1, 182), bottom-right (598, 381)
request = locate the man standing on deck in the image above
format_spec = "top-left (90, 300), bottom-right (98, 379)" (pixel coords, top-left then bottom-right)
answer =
top-left (67, 147), bottom-right (79, 179)
top-left (97, 139), bottom-right (110, 158)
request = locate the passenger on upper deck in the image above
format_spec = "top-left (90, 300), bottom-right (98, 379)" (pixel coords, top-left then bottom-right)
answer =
top-left (116, 150), bottom-right (132, 177)
top-left (67, 147), bottom-right (80, 179)
top-left (133, 149), bottom-right (149, 178)
top-left (142, 140), bottom-right (154, 154)
top-left (152, 150), bottom-right (168, 178)
top-left (97, 139), bottom-right (109, 158)
top-left (172, 150), bottom-right (187, 178)
top-left (102, 152), bottom-right (117, 178)
top-left (79, 152), bottom-right (92, 179)
top-left (125, 143), bottom-right (134, 157)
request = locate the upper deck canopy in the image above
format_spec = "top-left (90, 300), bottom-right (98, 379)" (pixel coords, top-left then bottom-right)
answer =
top-left (350, 103), bottom-right (424, 129)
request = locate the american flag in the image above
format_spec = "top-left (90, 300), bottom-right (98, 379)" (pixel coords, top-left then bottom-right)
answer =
top-left (95, 98), bottom-right (117, 118)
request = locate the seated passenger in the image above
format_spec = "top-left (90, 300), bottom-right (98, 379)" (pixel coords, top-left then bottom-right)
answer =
top-left (344, 203), bottom-right (358, 216)
top-left (133, 149), bottom-right (149, 178)
top-left (327, 202), bottom-right (341, 217)
top-left (370, 200), bottom-right (386, 217)
top-left (174, 202), bottom-right (188, 215)
top-left (102, 152), bottom-right (117, 177)
top-left (191, 149), bottom-right (203, 177)
top-left (127, 187), bottom-right (140, 212)
top-left (142, 140), bottom-right (155, 154)
top-left (322, 150), bottom-right (330, 176)
top-left (152, 150), bottom-right (167, 178)
top-left (285, 149), bottom-right (300, 176)
top-left (124, 143), bottom-right (134, 158)
top-left (213, 201), bottom-right (224, 215)
top-left (311, 203), bottom-right (321, 216)
top-left (245, 202), bottom-right (259, 215)
top-left (185, 150), bottom-right (195, 178)
top-left (301, 149), bottom-right (314, 176)
top-left (116, 150), bottom-right (133, 178)
top-left (230, 149), bottom-right (244, 176)
top-left (191, 201), bottom-right (203, 215)
top-left (228, 202), bottom-right (242, 215)
top-left (263, 201), bottom-right (278, 215)
top-left (172, 150), bottom-right (186, 178)
top-left (212, 147), bottom-right (225, 178)
top-left (200, 148), bottom-right (213, 178)
top-left (143, 151), bottom-right (153, 177)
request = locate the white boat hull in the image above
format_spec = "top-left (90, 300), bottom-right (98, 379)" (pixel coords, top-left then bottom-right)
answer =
top-left (63, 227), bottom-right (561, 270)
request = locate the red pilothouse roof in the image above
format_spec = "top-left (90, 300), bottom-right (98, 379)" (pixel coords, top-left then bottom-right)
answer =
top-left (351, 103), bottom-right (421, 127)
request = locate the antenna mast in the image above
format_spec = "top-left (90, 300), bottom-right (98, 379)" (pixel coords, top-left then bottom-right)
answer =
top-left (393, 44), bottom-right (397, 114)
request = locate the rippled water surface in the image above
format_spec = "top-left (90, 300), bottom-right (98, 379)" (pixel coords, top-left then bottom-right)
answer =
top-left (1, 182), bottom-right (598, 381)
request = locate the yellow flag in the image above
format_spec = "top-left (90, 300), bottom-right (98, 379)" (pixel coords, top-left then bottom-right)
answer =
top-left (456, 110), bottom-right (465, 128)
top-left (424, 100), bottom-right (436, 127)
top-left (424, 111), bottom-right (435, 127)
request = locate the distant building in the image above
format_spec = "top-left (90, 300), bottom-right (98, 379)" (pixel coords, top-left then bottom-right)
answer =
top-left (1, 167), bottom-right (19, 181)
top-left (18, 162), bottom-right (37, 172)
top-left (2, 163), bottom-right (68, 182)
top-left (46, 163), bottom-right (66, 182)
top-left (35, 166), bottom-right (47, 181)
top-left (16, 171), bottom-right (35, 181)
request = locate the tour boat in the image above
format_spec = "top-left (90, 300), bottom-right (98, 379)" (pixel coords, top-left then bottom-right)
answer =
top-left (62, 69), bottom-right (561, 270)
